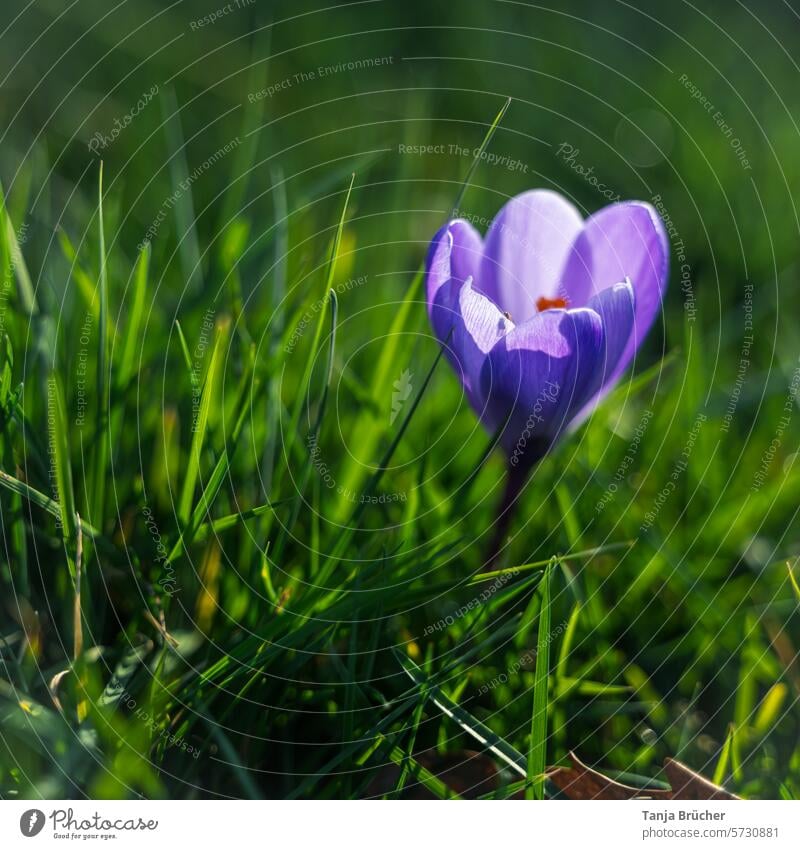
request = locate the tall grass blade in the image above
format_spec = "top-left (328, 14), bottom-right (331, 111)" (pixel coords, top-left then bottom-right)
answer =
top-left (177, 317), bottom-right (228, 525)
top-left (273, 289), bottom-right (337, 560)
top-left (469, 540), bottom-right (633, 584)
top-left (527, 559), bottom-right (553, 800)
top-left (261, 167), bottom-right (288, 498)
top-left (118, 243), bottom-right (150, 389)
top-left (90, 163), bottom-right (110, 531)
top-left (281, 175), bottom-right (353, 476)
top-left (46, 373), bottom-right (77, 576)
top-left (450, 96), bottom-right (511, 216)
top-left (170, 359), bottom-right (256, 561)
top-left (0, 180), bottom-right (37, 315)
top-left (161, 86), bottom-right (203, 292)
top-left (395, 650), bottom-right (527, 779)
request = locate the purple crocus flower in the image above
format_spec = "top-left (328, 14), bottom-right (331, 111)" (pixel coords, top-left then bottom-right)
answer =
top-left (426, 190), bottom-right (669, 471)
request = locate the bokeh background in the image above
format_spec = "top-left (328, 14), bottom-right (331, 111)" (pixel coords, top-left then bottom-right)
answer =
top-left (1, 0), bottom-right (799, 800)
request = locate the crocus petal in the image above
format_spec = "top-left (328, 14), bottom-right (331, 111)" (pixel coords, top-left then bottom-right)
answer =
top-left (432, 278), bottom-right (513, 411)
top-left (479, 190), bottom-right (584, 324)
top-left (567, 279), bottom-right (636, 430)
top-left (586, 278), bottom-right (636, 388)
top-left (425, 218), bottom-right (483, 322)
top-left (559, 201), bottom-right (668, 373)
top-left (479, 307), bottom-right (605, 461)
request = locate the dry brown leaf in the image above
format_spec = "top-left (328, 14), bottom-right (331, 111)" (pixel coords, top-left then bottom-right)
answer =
top-left (366, 749), bottom-right (499, 798)
top-left (548, 751), bottom-right (739, 800)
top-left (417, 750), bottom-right (499, 798)
top-left (547, 751), bottom-right (673, 799)
top-left (663, 758), bottom-right (739, 800)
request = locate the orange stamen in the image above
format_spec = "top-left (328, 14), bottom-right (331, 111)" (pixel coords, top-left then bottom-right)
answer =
top-left (536, 295), bottom-right (569, 312)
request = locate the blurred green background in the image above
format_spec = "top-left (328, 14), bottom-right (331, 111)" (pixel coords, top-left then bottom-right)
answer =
top-left (5, 0), bottom-right (800, 343)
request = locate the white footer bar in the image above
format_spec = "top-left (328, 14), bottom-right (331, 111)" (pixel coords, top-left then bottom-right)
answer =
top-left (3, 800), bottom-right (798, 848)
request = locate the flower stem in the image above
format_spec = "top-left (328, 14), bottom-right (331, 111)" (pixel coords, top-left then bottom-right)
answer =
top-left (485, 461), bottom-right (531, 567)
top-left (484, 439), bottom-right (552, 566)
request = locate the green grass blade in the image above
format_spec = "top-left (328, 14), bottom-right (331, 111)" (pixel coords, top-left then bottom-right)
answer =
top-left (333, 268), bottom-right (423, 518)
top-left (118, 243), bottom-right (150, 389)
top-left (170, 359), bottom-right (256, 561)
top-left (712, 725), bottom-right (734, 786)
top-left (161, 86), bottom-right (203, 292)
top-left (391, 693), bottom-right (429, 798)
top-left (0, 180), bottom-right (37, 315)
top-left (174, 319), bottom-right (199, 389)
top-left (527, 559), bottom-right (553, 800)
top-left (192, 498), bottom-right (291, 543)
top-left (394, 650), bottom-right (527, 779)
top-left (0, 183), bottom-right (11, 312)
top-left (285, 694), bottom-right (420, 799)
top-left (57, 228), bottom-right (100, 320)
top-left (217, 31), bottom-right (271, 232)
top-left (260, 167), bottom-right (288, 498)
top-left (177, 317), bottom-right (228, 525)
top-left (196, 702), bottom-right (261, 800)
top-left (281, 175), bottom-right (353, 475)
top-left (450, 95), bottom-right (511, 216)
top-left (90, 163), bottom-right (110, 530)
top-left (273, 289), bottom-right (337, 561)
top-left (46, 373), bottom-right (77, 575)
top-left (787, 560), bottom-right (800, 602)
top-left (469, 540), bottom-right (633, 584)
top-left (385, 743), bottom-right (458, 800)
top-left (0, 469), bottom-right (103, 542)
top-left (556, 602), bottom-right (581, 680)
